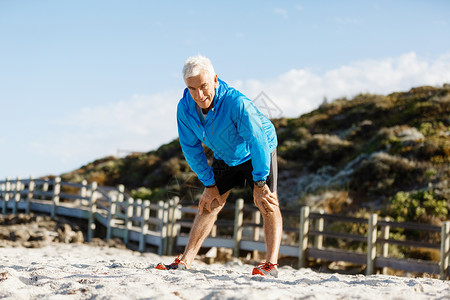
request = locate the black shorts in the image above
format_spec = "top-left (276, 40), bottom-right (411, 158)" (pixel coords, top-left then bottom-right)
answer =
top-left (211, 150), bottom-right (278, 195)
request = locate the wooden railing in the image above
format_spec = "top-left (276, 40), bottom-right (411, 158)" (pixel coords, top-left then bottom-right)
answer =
top-left (175, 201), bottom-right (449, 279)
top-left (0, 176), bottom-right (171, 254)
top-left (1, 177), bottom-right (449, 279)
top-left (298, 207), bottom-right (449, 278)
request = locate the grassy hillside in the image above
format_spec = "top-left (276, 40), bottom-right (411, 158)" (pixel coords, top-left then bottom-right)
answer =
top-left (60, 84), bottom-right (450, 224)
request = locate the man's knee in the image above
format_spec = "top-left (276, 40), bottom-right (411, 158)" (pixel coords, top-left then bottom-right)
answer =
top-left (210, 199), bottom-right (225, 212)
top-left (260, 204), bottom-right (281, 218)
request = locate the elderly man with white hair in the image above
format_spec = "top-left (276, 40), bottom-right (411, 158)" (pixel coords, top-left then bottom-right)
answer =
top-left (156, 55), bottom-right (283, 277)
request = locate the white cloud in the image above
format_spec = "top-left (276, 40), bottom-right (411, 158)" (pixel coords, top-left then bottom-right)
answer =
top-left (234, 52), bottom-right (450, 118)
top-left (274, 8), bottom-right (288, 19)
top-left (30, 90), bottom-right (180, 166)
top-left (295, 5), bottom-right (303, 11)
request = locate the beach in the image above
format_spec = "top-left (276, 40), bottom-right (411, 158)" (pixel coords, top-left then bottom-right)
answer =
top-left (1, 243), bottom-right (449, 300)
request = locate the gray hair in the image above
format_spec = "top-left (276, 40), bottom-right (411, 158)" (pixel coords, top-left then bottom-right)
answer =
top-left (182, 55), bottom-right (216, 81)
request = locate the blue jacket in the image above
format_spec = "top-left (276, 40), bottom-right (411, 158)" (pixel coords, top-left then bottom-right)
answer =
top-left (177, 78), bottom-right (278, 186)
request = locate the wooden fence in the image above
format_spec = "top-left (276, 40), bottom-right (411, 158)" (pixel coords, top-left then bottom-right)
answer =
top-left (0, 176), bottom-right (449, 279)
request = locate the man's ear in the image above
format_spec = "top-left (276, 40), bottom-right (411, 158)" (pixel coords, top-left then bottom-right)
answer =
top-left (214, 74), bottom-right (219, 89)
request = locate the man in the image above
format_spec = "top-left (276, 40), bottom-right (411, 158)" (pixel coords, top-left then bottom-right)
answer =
top-left (156, 55), bottom-right (283, 277)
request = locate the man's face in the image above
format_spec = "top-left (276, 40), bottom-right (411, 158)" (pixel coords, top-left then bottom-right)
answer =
top-left (185, 71), bottom-right (218, 111)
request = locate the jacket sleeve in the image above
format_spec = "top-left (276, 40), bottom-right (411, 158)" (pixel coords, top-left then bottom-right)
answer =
top-left (177, 103), bottom-right (215, 186)
top-left (231, 95), bottom-right (271, 182)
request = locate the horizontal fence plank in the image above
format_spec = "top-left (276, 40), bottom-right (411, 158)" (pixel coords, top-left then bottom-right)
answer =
top-left (282, 225), bottom-right (299, 233)
top-left (55, 206), bottom-right (90, 219)
top-left (309, 230), bottom-right (368, 242)
top-left (179, 207), bottom-right (198, 214)
top-left (29, 202), bottom-right (52, 214)
top-left (32, 191), bottom-right (54, 198)
top-left (242, 222), bottom-right (263, 229)
top-left (378, 220), bottom-right (441, 232)
top-left (59, 193), bottom-right (90, 201)
top-left (377, 238), bottom-right (441, 250)
top-left (177, 235), bottom-right (235, 249)
top-left (279, 244), bottom-right (301, 257)
top-left (60, 182), bottom-right (86, 189)
top-left (239, 240), bottom-right (300, 257)
top-left (309, 212), bottom-right (368, 224)
top-left (240, 240), bottom-right (266, 252)
top-left (307, 248), bottom-right (366, 265)
top-left (375, 257), bottom-right (440, 274)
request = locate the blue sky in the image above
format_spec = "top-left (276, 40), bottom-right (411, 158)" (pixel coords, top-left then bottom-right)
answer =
top-left (1, 0), bottom-right (449, 180)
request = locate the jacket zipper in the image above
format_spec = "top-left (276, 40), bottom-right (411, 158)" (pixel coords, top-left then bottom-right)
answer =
top-left (204, 109), bottom-right (216, 142)
top-left (188, 103), bottom-right (216, 143)
top-left (212, 109), bottom-right (215, 136)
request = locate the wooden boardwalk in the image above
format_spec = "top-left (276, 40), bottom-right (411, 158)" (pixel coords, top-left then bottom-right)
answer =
top-left (1, 176), bottom-right (449, 279)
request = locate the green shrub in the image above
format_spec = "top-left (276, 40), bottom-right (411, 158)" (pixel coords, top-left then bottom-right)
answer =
top-left (419, 122), bottom-right (434, 136)
top-left (130, 187), bottom-right (152, 200)
top-left (387, 190), bottom-right (448, 223)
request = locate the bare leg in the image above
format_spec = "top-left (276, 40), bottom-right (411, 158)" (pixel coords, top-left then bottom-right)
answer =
top-left (261, 194), bottom-right (283, 264)
top-left (181, 191), bottom-right (230, 267)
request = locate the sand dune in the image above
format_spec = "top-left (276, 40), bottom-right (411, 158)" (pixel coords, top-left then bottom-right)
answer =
top-left (1, 243), bottom-right (449, 299)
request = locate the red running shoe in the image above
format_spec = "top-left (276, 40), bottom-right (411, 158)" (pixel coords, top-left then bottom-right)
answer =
top-left (252, 261), bottom-right (279, 277)
top-left (155, 254), bottom-right (188, 270)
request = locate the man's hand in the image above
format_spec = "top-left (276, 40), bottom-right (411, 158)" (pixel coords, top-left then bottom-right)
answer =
top-left (253, 184), bottom-right (279, 215)
top-left (198, 186), bottom-right (224, 215)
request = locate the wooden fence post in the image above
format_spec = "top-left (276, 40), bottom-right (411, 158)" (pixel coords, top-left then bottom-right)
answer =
top-left (298, 206), bottom-right (310, 268)
top-left (41, 178), bottom-right (49, 200)
top-left (117, 185), bottom-right (125, 202)
top-left (13, 177), bottom-right (21, 214)
top-left (233, 199), bottom-right (244, 257)
top-left (252, 210), bottom-right (261, 259)
top-left (135, 198), bottom-right (143, 235)
top-left (87, 182), bottom-right (98, 242)
top-left (157, 200), bottom-right (165, 255)
top-left (124, 197), bottom-right (134, 244)
top-left (51, 177), bottom-right (61, 219)
top-left (139, 200), bottom-right (150, 252)
top-left (161, 201), bottom-right (169, 255)
top-left (381, 217), bottom-right (391, 275)
top-left (210, 225), bottom-right (217, 237)
top-left (3, 178), bottom-right (10, 214)
top-left (106, 194), bottom-right (117, 241)
top-left (167, 197), bottom-right (180, 256)
top-left (135, 198), bottom-right (142, 220)
top-left (26, 176), bottom-right (35, 214)
top-left (80, 180), bottom-right (88, 206)
top-left (366, 213), bottom-right (378, 275)
top-left (166, 198), bottom-right (174, 255)
top-left (157, 200), bottom-right (164, 222)
top-left (314, 209), bottom-right (324, 249)
top-left (440, 221), bottom-right (450, 280)
top-left (173, 201), bottom-right (182, 247)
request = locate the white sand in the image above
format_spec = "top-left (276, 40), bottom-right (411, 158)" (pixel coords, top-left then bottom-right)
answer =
top-left (1, 243), bottom-right (449, 300)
